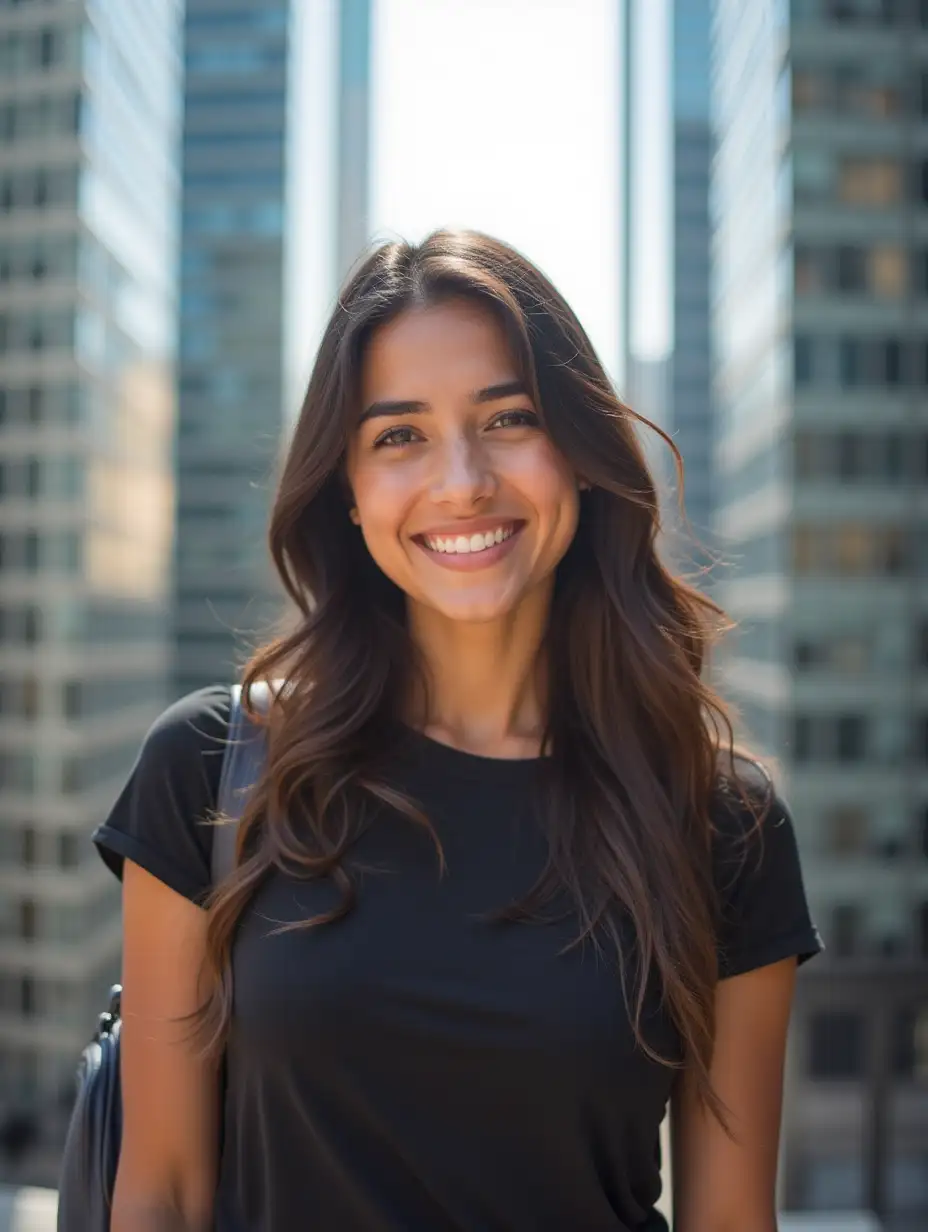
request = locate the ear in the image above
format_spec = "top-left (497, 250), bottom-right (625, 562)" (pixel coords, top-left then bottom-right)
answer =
top-left (349, 506), bottom-right (361, 525)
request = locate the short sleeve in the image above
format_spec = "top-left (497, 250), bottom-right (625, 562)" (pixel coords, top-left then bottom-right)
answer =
top-left (92, 684), bottom-right (233, 905)
top-left (712, 772), bottom-right (824, 980)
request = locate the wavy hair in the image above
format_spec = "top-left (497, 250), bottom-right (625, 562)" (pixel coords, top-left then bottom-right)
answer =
top-left (197, 229), bottom-right (767, 1127)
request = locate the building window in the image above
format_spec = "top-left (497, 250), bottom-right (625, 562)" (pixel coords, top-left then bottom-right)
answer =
top-left (882, 526), bottom-right (907, 574)
top-left (893, 1004), bottom-right (928, 1080)
top-left (836, 245), bottom-right (866, 292)
top-left (833, 635), bottom-right (869, 672)
top-left (60, 757), bottom-right (80, 795)
top-left (870, 245), bottom-right (906, 296)
top-left (793, 714), bottom-right (814, 761)
top-left (840, 157), bottom-right (901, 206)
top-left (810, 1010), bottom-right (865, 1079)
top-left (883, 431), bottom-right (904, 479)
top-left (827, 806), bottom-right (868, 855)
top-left (793, 68), bottom-right (832, 112)
top-left (884, 338), bottom-right (902, 385)
top-left (793, 639), bottom-right (821, 670)
top-left (58, 832), bottom-right (79, 870)
top-left (888, 1154), bottom-right (928, 1215)
top-left (834, 525), bottom-right (869, 572)
top-left (0, 752), bottom-right (35, 793)
top-left (836, 714), bottom-right (867, 761)
top-left (794, 245), bottom-right (826, 294)
top-left (836, 431), bottom-right (864, 478)
top-left (839, 337), bottom-right (861, 386)
top-left (826, 0), bottom-right (899, 21)
top-left (801, 1154), bottom-right (865, 1212)
top-left (62, 681), bottom-right (81, 720)
top-left (832, 903), bottom-right (862, 957)
top-left (794, 335), bottom-right (813, 385)
top-left (38, 28), bottom-right (55, 69)
top-left (836, 66), bottom-right (900, 118)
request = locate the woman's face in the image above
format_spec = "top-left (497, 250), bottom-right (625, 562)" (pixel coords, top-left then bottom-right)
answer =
top-left (345, 299), bottom-right (581, 626)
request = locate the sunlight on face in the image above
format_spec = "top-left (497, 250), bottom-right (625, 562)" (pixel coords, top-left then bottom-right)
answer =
top-left (344, 299), bottom-right (581, 626)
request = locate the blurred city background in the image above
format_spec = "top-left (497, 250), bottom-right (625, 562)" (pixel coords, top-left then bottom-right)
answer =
top-left (0, 0), bottom-right (924, 1228)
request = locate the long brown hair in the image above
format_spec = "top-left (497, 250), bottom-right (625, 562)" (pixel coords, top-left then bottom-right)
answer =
top-left (199, 229), bottom-right (767, 1126)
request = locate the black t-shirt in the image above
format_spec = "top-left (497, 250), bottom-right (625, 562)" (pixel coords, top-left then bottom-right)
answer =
top-left (93, 686), bottom-right (823, 1232)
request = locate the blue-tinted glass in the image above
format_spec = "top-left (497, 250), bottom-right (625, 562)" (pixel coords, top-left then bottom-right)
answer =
top-left (186, 10), bottom-right (287, 33)
top-left (674, 0), bottom-right (711, 120)
top-left (184, 131), bottom-right (284, 148)
top-left (185, 89), bottom-right (285, 107)
top-left (186, 45), bottom-right (286, 74)
top-left (340, 0), bottom-right (371, 87)
top-left (185, 168), bottom-right (283, 188)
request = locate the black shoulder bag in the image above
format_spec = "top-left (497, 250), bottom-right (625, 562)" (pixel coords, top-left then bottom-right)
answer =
top-left (56, 682), bottom-right (270, 1232)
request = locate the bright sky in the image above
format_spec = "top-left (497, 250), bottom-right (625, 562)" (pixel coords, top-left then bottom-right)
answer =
top-left (370, 0), bottom-right (624, 384)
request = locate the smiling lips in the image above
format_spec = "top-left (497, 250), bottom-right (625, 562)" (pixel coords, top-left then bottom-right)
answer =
top-left (423, 523), bottom-right (517, 555)
top-left (414, 520), bottom-right (524, 568)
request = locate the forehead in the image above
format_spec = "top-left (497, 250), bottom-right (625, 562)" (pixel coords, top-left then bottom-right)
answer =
top-left (360, 300), bottom-right (520, 398)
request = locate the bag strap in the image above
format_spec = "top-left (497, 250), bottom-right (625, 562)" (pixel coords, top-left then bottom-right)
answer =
top-left (211, 681), bottom-right (273, 886)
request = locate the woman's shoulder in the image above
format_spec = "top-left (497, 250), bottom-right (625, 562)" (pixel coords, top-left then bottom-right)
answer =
top-left (708, 751), bottom-right (824, 976)
top-left (92, 683), bottom-right (236, 904)
top-left (709, 750), bottom-right (797, 890)
top-left (711, 750), bottom-right (781, 838)
top-left (140, 683), bottom-right (235, 767)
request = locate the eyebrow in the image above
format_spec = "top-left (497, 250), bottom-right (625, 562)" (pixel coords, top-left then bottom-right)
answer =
top-left (359, 380), bottom-right (530, 423)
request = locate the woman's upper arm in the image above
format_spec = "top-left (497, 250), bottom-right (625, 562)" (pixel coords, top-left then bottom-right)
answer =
top-left (670, 957), bottom-right (798, 1232)
top-left (112, 858), bottom-right (220, 1230)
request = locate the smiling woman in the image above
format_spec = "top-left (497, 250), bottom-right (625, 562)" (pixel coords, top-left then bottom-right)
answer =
top-left (345, 300), bottom-right (582, 629)
top-left (93, 229), bottom-right (822, 1232)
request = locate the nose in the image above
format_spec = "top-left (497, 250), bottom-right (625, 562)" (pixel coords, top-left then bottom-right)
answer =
top-left (431, 433), bottom-right (496, 509)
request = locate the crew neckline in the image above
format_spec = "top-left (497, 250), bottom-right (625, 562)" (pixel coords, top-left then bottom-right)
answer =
top-left (398, 723), bottom-right (545, 784)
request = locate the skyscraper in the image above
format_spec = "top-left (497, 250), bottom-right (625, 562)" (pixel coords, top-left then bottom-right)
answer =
top-left (173, 0), bottom-right (374, 699)
top-left (172, 0), bottom-right (293, 699)
top-left (0, 0), bottom-right (181, 1185)
top-left (711, 1), bottom-right (928, 1225)
top-left (336, 0), bottom-right (372, 282)
top-left (669, 0), bottom-right (714, 555)
top-left (620, 0), bottom-right (715, 568)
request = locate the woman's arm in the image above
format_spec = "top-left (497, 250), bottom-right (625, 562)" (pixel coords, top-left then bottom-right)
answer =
top-left (111, 860), bottom-right (220, 1232)
top-left (670, 956), bottom-right (798, 1232)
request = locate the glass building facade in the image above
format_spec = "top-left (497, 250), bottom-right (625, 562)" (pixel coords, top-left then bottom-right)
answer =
top-left (711, 0), bottom-right (928, 1225)
top-left (621, 0), bottom-right (715, 568)
top-left (173, 0), bottom-right (292, 698)
top-left (336, 0), bottom-right (372, 281)
top-left (0, 0), bottom-right (181, 1186)
top-left (173, 0), bottom-right (373, 699)
top-left (670, 0), bottom-right (714, 551)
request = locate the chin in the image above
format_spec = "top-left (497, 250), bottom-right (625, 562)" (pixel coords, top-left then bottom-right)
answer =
top-left (419, 588), bottom-right (524, 626)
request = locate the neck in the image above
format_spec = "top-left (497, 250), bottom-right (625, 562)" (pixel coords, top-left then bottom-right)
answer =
top-left (405, 585), bottom-right (552, 759)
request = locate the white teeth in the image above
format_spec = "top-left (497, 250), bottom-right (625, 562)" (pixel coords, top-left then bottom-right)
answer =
top-left (424, 525), bottom-right (515, 555)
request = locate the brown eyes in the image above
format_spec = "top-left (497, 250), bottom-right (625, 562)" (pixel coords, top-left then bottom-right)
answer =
top-left (373, 425), bottom-right (419, 448)
top-left (372, 409), bottom-right (540, 450)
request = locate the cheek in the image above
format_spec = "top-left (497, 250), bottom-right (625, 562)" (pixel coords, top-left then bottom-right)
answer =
top-left (506, 443), bottom-right (579, 524)
top-left (349, 461), bottom-right (416, 543)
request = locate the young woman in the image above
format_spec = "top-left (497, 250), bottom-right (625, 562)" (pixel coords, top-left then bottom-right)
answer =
top-left (94, 230), bottom-right (822, 1232)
